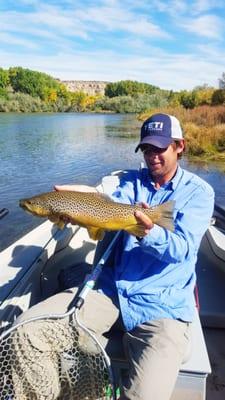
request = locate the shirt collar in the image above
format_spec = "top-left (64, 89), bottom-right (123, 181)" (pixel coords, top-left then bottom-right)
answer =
top-left (170, 165), bottom-right (183, 190)
top-left (147, 165), bottom-right (183, 191)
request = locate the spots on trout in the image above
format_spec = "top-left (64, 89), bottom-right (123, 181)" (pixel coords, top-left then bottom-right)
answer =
top-left (20, 191), bottom-right (175, 233)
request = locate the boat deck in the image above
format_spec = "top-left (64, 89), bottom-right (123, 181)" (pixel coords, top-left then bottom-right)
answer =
top-left (196, 226), bottom-right (225, 399)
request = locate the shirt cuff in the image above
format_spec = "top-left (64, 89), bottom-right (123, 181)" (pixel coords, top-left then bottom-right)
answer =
top-left (140, 224), bottom-right (165, 246)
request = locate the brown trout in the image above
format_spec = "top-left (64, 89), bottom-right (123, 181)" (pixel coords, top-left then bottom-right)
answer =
top-left (19, 191), bottom-right (175, 240)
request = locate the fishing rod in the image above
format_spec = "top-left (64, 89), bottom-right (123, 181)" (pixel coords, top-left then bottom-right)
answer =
top-left (0, 208), bottom-right (9, 220)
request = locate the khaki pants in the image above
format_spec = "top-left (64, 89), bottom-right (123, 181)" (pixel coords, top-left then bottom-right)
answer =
top-left (15, 286), bottom-right (191, 400)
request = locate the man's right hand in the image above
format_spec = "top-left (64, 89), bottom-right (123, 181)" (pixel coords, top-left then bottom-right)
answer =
top-left (134, 202), bottom-right (154, 237)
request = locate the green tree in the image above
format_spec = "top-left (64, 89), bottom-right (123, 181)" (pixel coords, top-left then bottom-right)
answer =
top-left (211, 89), bottom-right (225, 105)
top-left (69, 91), bottom-right (88, 112)
top-left (0, 68), bottom-right (9, 88)
top-left (179, 90), bottom-right (197, 109)
top-left (105, 80), bottom-right (159, 98)
top-left (8, 67), bottom-right (67, 101)
top-left (193, 86), bottom-right (215, 106)
top-left (168, 91), bottom-right (182, 107)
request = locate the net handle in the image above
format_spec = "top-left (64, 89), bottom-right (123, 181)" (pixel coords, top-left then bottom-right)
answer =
top-left (0, 232), bottom-right (121, 340)
top-left (71, 231), bottom-right (120, 309)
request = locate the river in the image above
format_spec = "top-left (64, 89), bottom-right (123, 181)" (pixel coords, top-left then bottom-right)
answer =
top-left (0, 112), bottom-right (224, 252)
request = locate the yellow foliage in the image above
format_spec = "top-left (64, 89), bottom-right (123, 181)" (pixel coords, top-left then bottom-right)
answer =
top-left (138, 105), bottom-right (225, 159)
top-left (43, 88), bottom-right (58, 103)
top-left (70, 91), bottom-right (102, 111)
top-left (194, 88), bottom-right (215, 105)
top-left (48, 89), bottom-right (57, 102)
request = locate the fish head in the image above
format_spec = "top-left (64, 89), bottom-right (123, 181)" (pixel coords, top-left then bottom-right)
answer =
top-left (19, 193), bottom-right (53, 217)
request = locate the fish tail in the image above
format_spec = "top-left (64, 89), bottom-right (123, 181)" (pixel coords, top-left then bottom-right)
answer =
top-left (154, 200), bottom-right (175, 232)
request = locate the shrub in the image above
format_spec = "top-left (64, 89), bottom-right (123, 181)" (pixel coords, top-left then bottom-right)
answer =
top-left (0, 68), bottom-right (9, 88)
top-left (95, 93), bottom-right (169, 113)
top-left (138, 105), bottom-right (225, 159)
top-left (0, 87), bottom-right (9, 99)
top-left (211, 90), bottom-right (225, 106)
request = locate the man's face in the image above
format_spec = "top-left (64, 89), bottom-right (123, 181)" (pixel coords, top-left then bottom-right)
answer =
top-left (141, 141), bottom-right (184, 181)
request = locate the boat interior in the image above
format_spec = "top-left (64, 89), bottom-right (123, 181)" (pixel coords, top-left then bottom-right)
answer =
top-left (0, 172), bottom-right (225, 400)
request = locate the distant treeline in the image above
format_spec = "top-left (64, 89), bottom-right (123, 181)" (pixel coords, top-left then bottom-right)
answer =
top-left (1, 67), bottom-right (225, 113)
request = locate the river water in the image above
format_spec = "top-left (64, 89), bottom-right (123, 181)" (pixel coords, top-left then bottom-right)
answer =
top-left (0, 112), bottom-right (224, 252)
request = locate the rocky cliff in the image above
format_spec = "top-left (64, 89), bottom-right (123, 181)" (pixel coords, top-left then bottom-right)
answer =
top-left (61, 80), bottom-right (109, 96)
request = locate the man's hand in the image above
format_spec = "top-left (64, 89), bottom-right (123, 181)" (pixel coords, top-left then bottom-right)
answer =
top-left (134, 202), bottom-right (154, 237)
top-left (54, 184), bottom-right (97, 192)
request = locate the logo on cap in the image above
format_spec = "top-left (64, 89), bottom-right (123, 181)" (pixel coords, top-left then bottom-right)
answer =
top-left (145, 122), bottom-right (164, 132)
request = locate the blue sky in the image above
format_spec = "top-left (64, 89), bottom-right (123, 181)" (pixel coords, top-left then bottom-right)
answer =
top-left (0, 0), bottom-right (225, 90)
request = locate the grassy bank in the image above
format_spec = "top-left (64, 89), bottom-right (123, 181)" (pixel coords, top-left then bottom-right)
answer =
top-left (139, 106), bottom-right (225, 161)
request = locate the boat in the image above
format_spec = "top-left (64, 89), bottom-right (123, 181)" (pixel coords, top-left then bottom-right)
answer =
top-left (0, 169), bottom-right (225, 400)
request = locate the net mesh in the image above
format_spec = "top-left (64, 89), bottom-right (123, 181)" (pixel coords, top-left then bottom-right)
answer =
top-left (0, 317), bottom-right (113, 400)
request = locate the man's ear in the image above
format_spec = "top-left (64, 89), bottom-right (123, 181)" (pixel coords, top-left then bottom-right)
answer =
top-left (176, 139), bottom-right (185, 154)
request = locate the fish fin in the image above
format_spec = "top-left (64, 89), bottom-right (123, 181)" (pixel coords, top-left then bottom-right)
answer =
top-left (48, 215), bottom-right (58, 223)
top-left (56, 220), bottom-right (66, 230)
top-left (124, 224), bottom-right (146, 237)
top-left (153, 200), bottom-right (175, 232)
top-left (48, 215), bottom-right (65, 230)
top-left (87, 226), bottom-right (105, 241)
top-left (125, 200), bottom-right (175, 236)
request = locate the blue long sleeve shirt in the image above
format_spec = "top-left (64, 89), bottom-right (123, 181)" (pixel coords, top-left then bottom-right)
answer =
top-left (98, 166), bottom-right (215, 332)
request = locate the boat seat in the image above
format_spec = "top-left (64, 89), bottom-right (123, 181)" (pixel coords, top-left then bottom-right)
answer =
top-left (103, 308), bottom-right (210, 397)
top-left (196, 227), bottom-right (225, 328)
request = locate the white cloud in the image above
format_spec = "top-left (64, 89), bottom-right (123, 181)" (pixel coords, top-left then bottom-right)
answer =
top-left (1, 47), bottom-right (224, 90)
top-left (0, 32), bottom-right (39, 49)
top-left (129, 0), bottom-right (187, 16)
top-left (170, 0), bottom-right (188, 15)
top-left (0, 0), bottom-right (224, 91)
top-left (196, 43), bottom-right (223, 58)
top-left (0, 8), bottom-right (90, 40)
top-left (0, 2), bottom-right (170, 42)
top-left (179, 14), bottom-right (224, 39)
top-left (75, 4), bottom-right (170, 38)
top-left (192, 0), bottom-right (224, 14)
top-left (0, 1), bottom-right (171, 62)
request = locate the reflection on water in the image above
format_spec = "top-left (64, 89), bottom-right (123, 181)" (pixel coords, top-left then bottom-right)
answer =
top-left (181, 158), bottom-right (225, 205)
top-left (105, 120), bottom-right (141, 138)
top-left (0, 112), bottom-right (224, 252)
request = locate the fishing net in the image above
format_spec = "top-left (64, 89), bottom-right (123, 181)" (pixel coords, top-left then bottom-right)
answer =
top-left (0, 312), bottom-right (114, 400)
top-left (0, 234), bottom-right (120, 400)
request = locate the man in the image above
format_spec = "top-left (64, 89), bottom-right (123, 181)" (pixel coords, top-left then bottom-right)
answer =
top-left (15, 113), bottom-right (215, 400)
